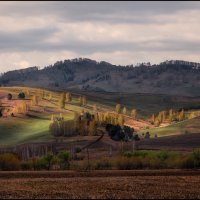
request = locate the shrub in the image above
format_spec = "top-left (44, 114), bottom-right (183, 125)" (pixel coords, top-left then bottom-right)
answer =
top-left (57, 151), bottom-right (70, 170)
top-left (31, 158), bottom-right (47, 170)
top-left (192, 148), bottom-right (200, 168)
top-left (7, 93), bottom-right (12, 100)
top-left (18, 92), bottom-right (25, 99)
top-left (148, 157), bottom-right (165, 169)
top-left (157, 151), bottom-right (171, 161)
top-left (94, 159), bottom-right (112, 170)
top-left (20, 161), bottom-right (32, 170)
top-left (116, 157), bottom-right (143, 170)
top-left (178, 156), bottom-right (195, 169)
top-left (75, 147), bottom-right (82, 153)
top-left (42, 153), bottom-right (55, 170)
top-left (0, 153), bottom-right (20, 171)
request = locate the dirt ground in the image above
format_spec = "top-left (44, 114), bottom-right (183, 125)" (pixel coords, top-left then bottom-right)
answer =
top-left (0, 170), bottom-right (200, 199)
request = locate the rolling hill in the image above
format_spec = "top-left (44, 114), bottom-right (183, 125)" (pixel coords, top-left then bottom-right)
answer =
top-left (0, 58), bottom-right (200, 96)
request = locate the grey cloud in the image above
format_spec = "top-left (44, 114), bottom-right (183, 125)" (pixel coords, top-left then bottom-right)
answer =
top-left (0, 1), bottom-right (200, 72)
top-left (0, 25), bottom-right (200, 55)
top-left (1, 1), bottom-right (200, 24)
top-left (0, 27), bottom-right (59, 51)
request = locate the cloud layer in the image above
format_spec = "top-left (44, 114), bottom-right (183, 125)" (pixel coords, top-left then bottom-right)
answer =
top-left (0, 1), bottom-right (200, 72)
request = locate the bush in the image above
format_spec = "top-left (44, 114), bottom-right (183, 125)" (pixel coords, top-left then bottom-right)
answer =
top-left (75, 147), bottom-right (82, 153)
top-left (31, 158), bottom-right (47, 170)
top-left (20, 161), bottom-right (32, 170)
top-left (178, 156), bottom-right (195, 169)
top-left (42, 153), bottom-right (55, 170)
top-left (57, 151), bottom-right (70, 170)
top-left (94, 159), bottom-right (112, 170)
top-left (192, 148), bottom-right (200, 168)
top-left (18, 92), bottom-right (25, 99)
top-left (157, 151), bottom-right (171, 161)
top-left (0, 153), bottom-right (21, 171)
top-left (116, 157), bottom-right (143, 170)
top-left (7, 93), bottom-right (12, 100)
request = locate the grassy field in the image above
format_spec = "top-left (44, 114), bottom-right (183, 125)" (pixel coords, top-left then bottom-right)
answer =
top-left (0, 87), bottom-right (77, 146)
top-left (3, 86), bottom-right (200, 118)
top-left (0, 117), bottom-right (51, 146)
top-left (71, 90), bottom-right (200, 118)
top-left (139, 117), bottom-right (200, 137)
top-left (1, 86), bottom-right (200, 146)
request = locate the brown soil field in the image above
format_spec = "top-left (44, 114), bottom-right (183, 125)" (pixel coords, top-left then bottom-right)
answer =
top-left (0, 170), bottom-right (200, 199)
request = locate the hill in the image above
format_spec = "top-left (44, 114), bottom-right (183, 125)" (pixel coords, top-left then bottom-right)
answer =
top-left (0, 58), bottom-right (200, 96)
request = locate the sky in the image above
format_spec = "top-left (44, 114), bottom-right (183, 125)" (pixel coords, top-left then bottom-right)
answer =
top-left (0, 1), bottom-right (200, 73)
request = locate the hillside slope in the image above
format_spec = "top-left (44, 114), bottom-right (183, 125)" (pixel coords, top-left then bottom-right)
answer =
top-left (1, 58), bottom-right (200, 96)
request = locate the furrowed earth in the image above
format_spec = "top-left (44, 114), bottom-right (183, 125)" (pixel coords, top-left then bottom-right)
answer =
top-left (0, 170), bottom-right (200, 199)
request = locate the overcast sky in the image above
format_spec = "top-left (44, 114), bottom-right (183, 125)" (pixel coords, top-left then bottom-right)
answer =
top-left (0, 1), bottom-right (200, 72)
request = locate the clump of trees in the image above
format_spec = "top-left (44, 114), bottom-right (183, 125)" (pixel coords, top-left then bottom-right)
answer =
top-left (94, 112), bottom-right (125, 126)
top-left (15, 102), bottom-right (29, 115)
top-left (105, 123), bottom-right (138, 142)
top-left (115, 104), bottom-right (137, 119)
top-left (150, 109), bottom-right (187, 126)
top-left (49, 111), bottom-right (98, 137)
top-left (50, 110), bottom-right (127, 138)
top-left (0, 151), bottom-right (71, 171)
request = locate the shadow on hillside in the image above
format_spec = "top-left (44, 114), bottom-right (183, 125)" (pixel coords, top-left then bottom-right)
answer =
top-left (26, 113), bottom-right (50, 120)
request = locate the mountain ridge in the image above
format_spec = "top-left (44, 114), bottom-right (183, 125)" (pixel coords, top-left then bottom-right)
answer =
top-left (0, 58), bottom-right (200, 97)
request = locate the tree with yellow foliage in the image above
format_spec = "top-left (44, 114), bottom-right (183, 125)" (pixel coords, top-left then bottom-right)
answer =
top-left (131, 109), bottom-right (137, 119)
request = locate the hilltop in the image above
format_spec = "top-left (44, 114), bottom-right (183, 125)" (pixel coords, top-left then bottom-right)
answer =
top-left (0, 58), bottom-right (200, 96)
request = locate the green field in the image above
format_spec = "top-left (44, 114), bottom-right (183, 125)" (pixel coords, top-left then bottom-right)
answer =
top-left (1, 86), bottom-right (200, 146)
top-left (2, 86), bottom-right (200, 118)
top-left (139, 117), bottom-right (200, 137)
top-left (68, 90), bottom-right (200, 118)
top-left (0, 117), bottom-right (51, 146)
top-left (0, 113), bottom-right (75, 146)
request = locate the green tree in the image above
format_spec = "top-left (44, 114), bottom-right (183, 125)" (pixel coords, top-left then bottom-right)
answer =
top-left (57, 151), bottom-right (70, 170)
top-left (43, 153), bottom-right (55, 170)
top-left (18, 92), bottom-right (25, 99)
